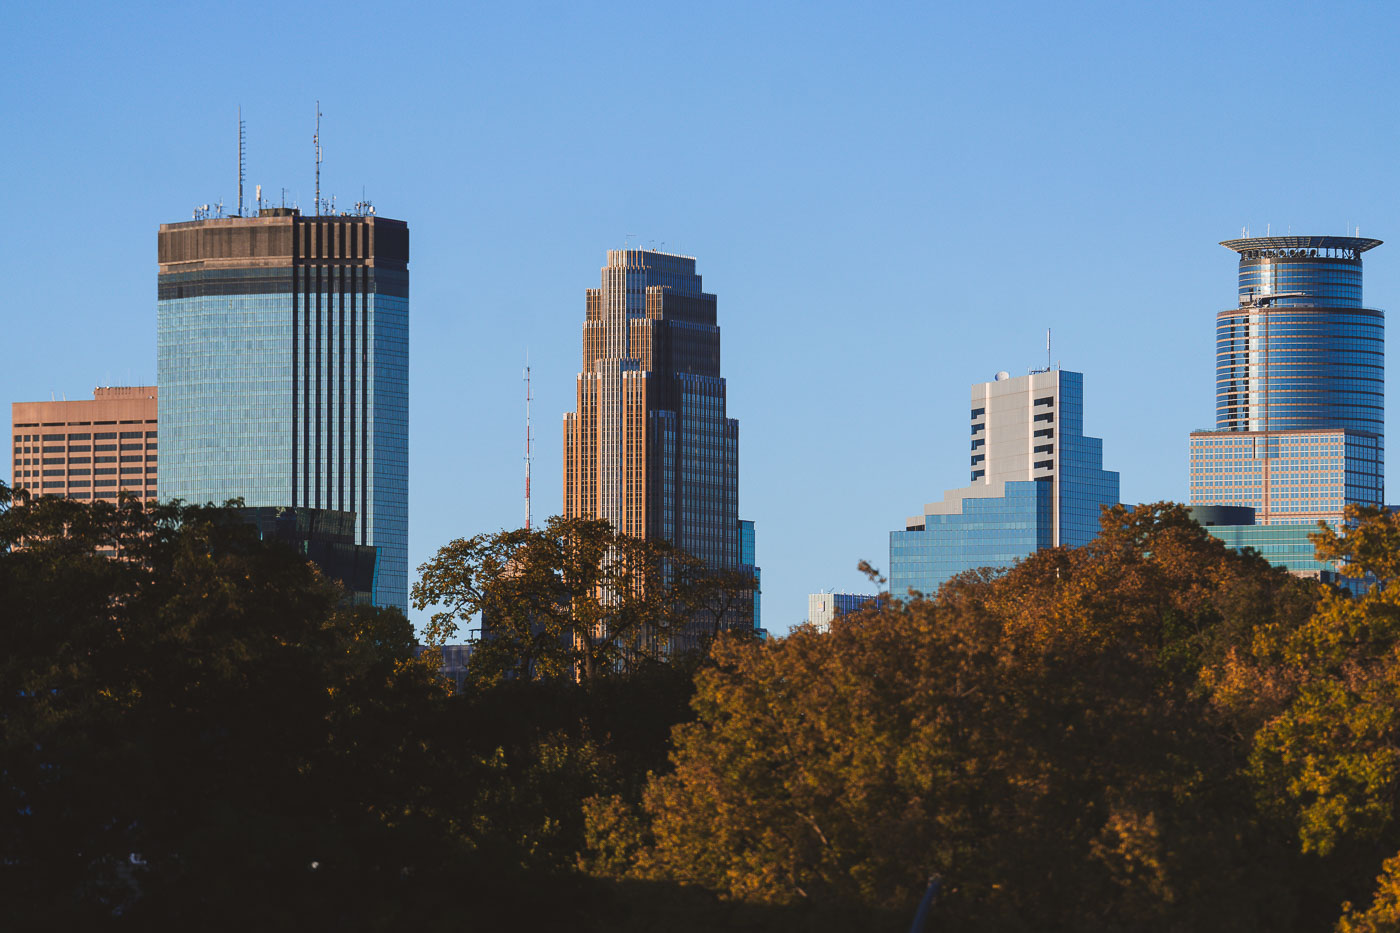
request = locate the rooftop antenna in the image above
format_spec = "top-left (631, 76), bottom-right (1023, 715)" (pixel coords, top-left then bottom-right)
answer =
top-left (313, 101), bottom-right (322, 216)
top-left (1046, 328), bottom-right (1052, 371)
top-left (237, 106), bottom-right (246, 217)
top-left (524, 354), bottom-right (533, 531)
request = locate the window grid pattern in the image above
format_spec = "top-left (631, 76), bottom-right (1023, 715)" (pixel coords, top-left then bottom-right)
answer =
top-left (10, 400), bottom-right (157, 503)
top-left (1188, 430), bottom-right (1382, 525)
top-left (156, 215), bottom-right (408, 610)
top-left (1194, 238), bottom-right (1384, 532)
top-left (565, 251), bottom-right (744, 573)
top-left (889, 481), bottom-right (1054, 596)
top-left (891, 370), bottom-right (1118, 597)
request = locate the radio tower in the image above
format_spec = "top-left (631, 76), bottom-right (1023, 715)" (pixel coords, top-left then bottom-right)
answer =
top-left (524, 356), bottom-right (533, 530)
top-left (237, 106), bottom-right (245, 217)
top-left (313, 101), bottom-right (322, 215)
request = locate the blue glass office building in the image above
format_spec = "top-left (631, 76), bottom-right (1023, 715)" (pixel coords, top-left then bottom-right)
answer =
top-left (890, 369), bottom-right (1119, 597)
top-left (1190, 236), bottom-right (1383, 532)
top-left (739, 518), bottom-right (762, 635)
top-left (157, 208), bottom-right (409, 609)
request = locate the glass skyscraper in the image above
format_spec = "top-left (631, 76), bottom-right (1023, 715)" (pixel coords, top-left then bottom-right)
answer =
top-left (562, 249), bottom-right (756, 631)
top-left (1189, 236), bottom-right (1383, 527)
top-left (156, 208), bottom-right (409, 610)
top-left (889, 369), bottom-right (1119, 597)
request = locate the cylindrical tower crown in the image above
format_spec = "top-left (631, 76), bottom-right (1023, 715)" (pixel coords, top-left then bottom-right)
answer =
top-left (1214, 236), bottom-right (1384, 436)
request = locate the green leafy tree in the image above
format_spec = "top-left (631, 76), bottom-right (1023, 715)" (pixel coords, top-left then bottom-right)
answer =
top-left (0, 488), bottom-right (501, 927)
top-left (414, 515), bottom-right (715, 683)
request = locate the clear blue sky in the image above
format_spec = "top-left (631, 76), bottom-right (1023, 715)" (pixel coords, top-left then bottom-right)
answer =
top-left (5, 1), bottom-right (1399, 634)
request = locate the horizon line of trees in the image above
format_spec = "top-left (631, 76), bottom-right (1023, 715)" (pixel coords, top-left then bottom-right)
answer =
top-left (12, 481), bottom-right (1400, 930)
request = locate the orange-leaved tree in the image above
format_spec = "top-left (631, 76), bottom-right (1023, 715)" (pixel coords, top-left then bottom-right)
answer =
top-left (587, 504), bottom-right (1326, 931)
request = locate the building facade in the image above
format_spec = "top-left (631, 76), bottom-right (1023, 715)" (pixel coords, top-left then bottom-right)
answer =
top-left (237, 506), bottom-right (381, 604)
top-left (740, 519), bottom-right (763, 637)
top-left (1189, 236), bottom-right (1384, 529)
top-left (11, 387), bottom-right (158, 502)
top-left (1188, 235), bottom-right (1383, 580)
top-left (806, 592), bottom-right (883, 632)
top-left (156, 208), bottom-right (408, 609)
top-left (889, 369), bottom-right (1119, 597)
top-left (562, 249), bottom-right (756, 631)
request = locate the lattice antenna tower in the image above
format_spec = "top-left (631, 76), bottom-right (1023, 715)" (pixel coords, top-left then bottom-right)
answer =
top-left (525, 355), bottom-right (533, 530)
top-left (313, 101), bottom-right (322, 215)
top-left (237, 106), bottom-right (246, 216)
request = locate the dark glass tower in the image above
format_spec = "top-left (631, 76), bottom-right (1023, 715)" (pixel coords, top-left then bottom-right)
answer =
top-left (156, 208), bottom-right (409, 609)
top-left (1190, 236), bottom-right (1383, 527)
top-left (563, 249), bottom-right (753, 622)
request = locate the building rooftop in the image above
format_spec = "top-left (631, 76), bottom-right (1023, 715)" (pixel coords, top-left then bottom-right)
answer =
top-left (1221, 235), bottom-right (1382, 254)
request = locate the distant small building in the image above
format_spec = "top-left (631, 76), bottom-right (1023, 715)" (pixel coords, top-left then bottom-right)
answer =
top-left (807, 592), bottom-right (884, 632)
top-left (740, 519), bottom-right (763, 636)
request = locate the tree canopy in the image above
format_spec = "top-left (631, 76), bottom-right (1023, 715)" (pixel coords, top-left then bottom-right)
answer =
top-left (17, 486), bottom-right (1400, 931)
top-left (586, 503), bottom-right (1400, 931)
top-left (412, 515), bottom-right (754, 683)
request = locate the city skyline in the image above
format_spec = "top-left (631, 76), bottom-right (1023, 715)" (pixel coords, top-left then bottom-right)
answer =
top-left (6, 2), bottom-right (1400, 633)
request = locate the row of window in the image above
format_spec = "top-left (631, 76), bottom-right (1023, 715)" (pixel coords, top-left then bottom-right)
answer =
top-left (18, 443), bottom-right (155, 452)
top-left (16, 454), bottom-right (153, 464)
top-left (30, 431), bottom-right (155, 441)
top-left (37, 479), bottom-right (151, 488)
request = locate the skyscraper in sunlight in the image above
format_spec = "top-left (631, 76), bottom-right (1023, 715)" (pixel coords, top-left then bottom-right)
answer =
top-left (563, 249), bottom-right (757, 637)
top-left (156, 206), bottom-right (408, 609)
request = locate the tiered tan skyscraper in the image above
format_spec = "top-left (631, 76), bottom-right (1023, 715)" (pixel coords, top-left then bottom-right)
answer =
top-left (563, 249), bottom-right (749, 585)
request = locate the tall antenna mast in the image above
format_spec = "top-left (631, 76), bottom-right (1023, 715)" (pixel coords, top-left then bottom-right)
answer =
top-left (237, 106), bottom-right (246, 216)
top-left (524, 355), bottom-right (533, 530)
top-left (313, 101), bottom-right (322, 215)
top-left (1047, 328), bottom-right (1052, 370)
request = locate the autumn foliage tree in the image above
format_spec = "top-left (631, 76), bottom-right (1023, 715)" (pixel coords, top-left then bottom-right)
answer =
top-left (26, 482), bottom-right (1400, 930)
top-left (1216, 505), bottom-right (1400, 931)
top-left (588, 504), bottom-right (1345, 931)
